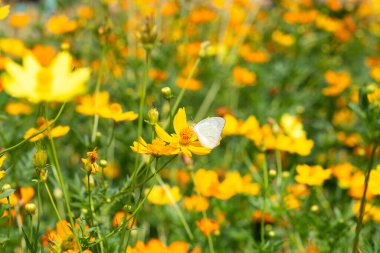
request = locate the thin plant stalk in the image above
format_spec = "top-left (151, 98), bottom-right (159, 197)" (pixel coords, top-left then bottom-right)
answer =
top-left (91, 46), bottom-right (107, 145)
top-left (0, 103), bottom-right (66, 157)
top-left (190, 170), bottom-right (215, 253)
top-left (45, 106), bottom-right (82, 253)
top-left (155, 173), bottom-right (194, 240)
top-left (36, 181), bottom-right (42, 237)
top-left (7, 196), bottom-right (11, 238)
top-left (352, 143), bottom-right (378, 253)
top-left (169, 57), bottom-right (201, 121)
top-left (43, 181), bottom-right (62, 221)
top-left (261, 151), bottom-right (269, 247)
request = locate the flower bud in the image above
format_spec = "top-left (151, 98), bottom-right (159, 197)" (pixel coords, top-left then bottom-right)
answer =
top-left (161, 87), bottom-right (173, 100)
top-left (25, 203), bottom-right (36, 215)
top-left (310, 205), bottom-right (319, 212)
top-left (54, 188), bottom-right (62, 199)
top-left (148, 107), bottom-right (159, 125)
top-left (365, 84), bottom-right (376, 94)
top-left (2, 184), bottom-right (11, 192)
top-left (136, 16), bottom-right (158, 50)
top-left (282, 171), bottom-right (290, 179)
top-left (100, 159), bottom-right (108, 168)
top-left (33, 150), bottom-right (47, 169)
top-left (269, 169), bottom-right (277, 177)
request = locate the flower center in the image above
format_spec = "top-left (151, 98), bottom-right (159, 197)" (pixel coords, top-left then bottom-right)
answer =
top-left (35, 68), bottom-right (52, 96)
top-left (179, 127), bottom-right (194, 145)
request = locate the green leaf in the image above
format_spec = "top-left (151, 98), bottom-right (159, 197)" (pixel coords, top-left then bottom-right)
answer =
top-left (0, 189), bottom-right (15, 200)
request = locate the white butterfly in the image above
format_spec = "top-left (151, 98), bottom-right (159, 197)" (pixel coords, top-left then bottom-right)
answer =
top-left (192, 117), bottom-right (226, 149)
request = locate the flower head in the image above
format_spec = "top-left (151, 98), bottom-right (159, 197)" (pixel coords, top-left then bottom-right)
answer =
top-left (3, 52), bottom-right (90, 103)
top-left (154, 108), bottom-right (211, 157)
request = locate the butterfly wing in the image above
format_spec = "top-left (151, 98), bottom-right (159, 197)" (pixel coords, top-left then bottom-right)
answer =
top-left (193, 117), bottom-right (226, 148)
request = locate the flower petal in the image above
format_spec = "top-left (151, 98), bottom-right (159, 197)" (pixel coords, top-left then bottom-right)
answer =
top-left (173, 107), bottom-right (188, 135)
top-left (155, 124), bottom-right (173, 143)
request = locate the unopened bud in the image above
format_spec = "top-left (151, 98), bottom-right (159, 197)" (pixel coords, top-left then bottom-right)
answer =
top-left (161, 87), bottom-right (173, 100)
top-left (54, 188), bottom-right (62, 199)
top-left (365, 84), bottom-right (376, 94)
top-left (100, 159), bottom-right (108, 168)
top-left (282, 171), bottom-right (290, 179)
top-left (2, 184), bottom-right (11, 192)
top-left (25, 203), bottom-right (36, 215)
top-left (148, 107), bottom-right (159, 125)
top-left (137, 16), bottom-right (158, 50)
top-left (268, 230), bottom-right (276, 237)
top-left (33, 150), bottom-right (47, 169)
top-left (310, 205), bottom-right (319, 212)
top-left (269, 169), bottom-right (277, 177)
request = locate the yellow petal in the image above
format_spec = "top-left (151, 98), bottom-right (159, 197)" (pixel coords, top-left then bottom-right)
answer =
top-left (188, 145), bottom-right (211, 155)
top-left (173, 107), bottom-right (188, 135)
top-left (0, 5), bottom-right (10, 20)
top-left (155, 124), bottom-right (173, 143)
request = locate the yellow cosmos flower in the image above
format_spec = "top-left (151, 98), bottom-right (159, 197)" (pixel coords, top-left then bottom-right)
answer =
top-left (3, 52), bottom-right (90, 103)
top-left (24, 117), bottom-right (70, 142)
top-left (154, 108), bottom-right (211, 158)
top-left (0, 5), bottom-right (10, 20)
top-left (295, 164), bottom-right (332, 186)
top-left (98, 103), bottom-right (138, 122)
top-left (131, 137), bottom-right (177, 157)
top-left (146, 184), bottom-right (181, 205)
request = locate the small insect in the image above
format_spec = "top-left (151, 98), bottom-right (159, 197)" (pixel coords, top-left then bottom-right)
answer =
top-left (192, 117), bottom-right (226, 149)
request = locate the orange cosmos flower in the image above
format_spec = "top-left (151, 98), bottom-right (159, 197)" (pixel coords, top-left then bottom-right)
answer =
top-left (46, 15), bottom-right (78, 34)
top-left (233, 66), bottom-right (256, 86)
top-left (176, 77), bottom-right (203, 91)
top-left (5, 102), bottom-right (32, 115)
top-left (154, 108), bottom-right (211, 157)
top-left (32, 45), bottom-right (56, 66)
top-left (8, 13), bottom-right (30, 28)
top-left (126, 239), bottom-right (193, 253)
top-left (322, 70), bottom-right (351, 96)
top-left (196, 218), bottom-right (220, 236)
top-left (183, 195), bottom-right (209, 212)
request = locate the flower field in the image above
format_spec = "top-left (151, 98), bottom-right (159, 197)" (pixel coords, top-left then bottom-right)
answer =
top-left (1, 0), bottom-right (380, 252)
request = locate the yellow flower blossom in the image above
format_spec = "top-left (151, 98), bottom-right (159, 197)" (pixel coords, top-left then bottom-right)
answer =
top-left (0, 5), bottom-right (10, 20)
top-left (295, 164), bottom-right (332, 186)
top-left (272, 31), bottom-right (295, 46)
top-left (183, 195), bottom-right (209, 212)
top-left (131, 137), bottom-right (177, 157)
top-left (154, 108), bottom-right (211, 157)
top-left (3, 52), bottom-right (90, 103)
top-left (24, 117), bottom-right (70, 142)
top-left (98, 103), bottom-right (138, 122)
top-left (5, 102), bottom-right (32, 115)
top-left (126, 239), bottom-right (192, 253)
top-left (146, 184), bottom-right (181, 205)
top-left (0, 38), bottom-right (27, 57)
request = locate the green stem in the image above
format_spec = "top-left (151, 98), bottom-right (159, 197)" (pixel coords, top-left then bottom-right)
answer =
top-left (91, 46), bottom-right (107, 145)
top-left (43, 181), bottom-right (62, 221)
top-left (29, 215), bottom-right (33, 246)
top-left (155, 173), bottom-right (194, 240)
top-left (261, 152), bottom-right (269, 247)
top-left (190, 170), bottom-right (215, 253)
top-left (45, 106), bottom-right (82, 253)
top-left (169, 57), bottom-right (201, 124)
top-left (36, 181), bottom-right (41, 237)
top-left (7, 196), bottom-right (11, 238)
top-left (0, 103), bottom-right (66, 157)
top-left (194, 81), bottom-right (221, 121)
top-left (352, 143), bottom-right (378, 253)
top-left (275, 150), bottom-right (282, 187)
